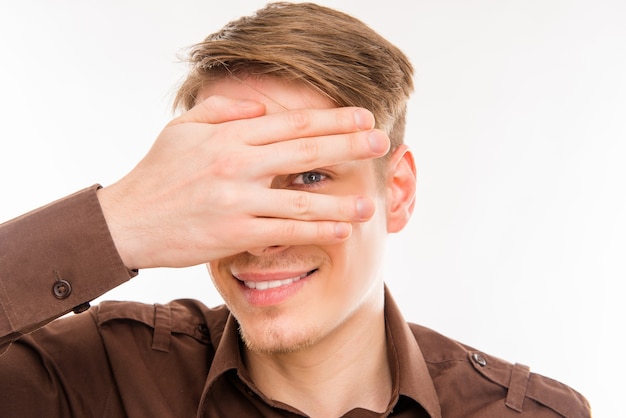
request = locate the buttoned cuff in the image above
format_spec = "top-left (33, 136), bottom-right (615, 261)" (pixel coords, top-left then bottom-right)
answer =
top-left (0, 185), bottom-right (136, 347)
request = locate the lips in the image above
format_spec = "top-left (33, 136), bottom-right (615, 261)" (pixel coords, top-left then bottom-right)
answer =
top-left (233, 269), bottom-right (317, 290)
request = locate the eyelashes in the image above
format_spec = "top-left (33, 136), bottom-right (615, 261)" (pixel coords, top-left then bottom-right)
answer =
top-left (288, 171), bottom-right (330, 189)
top-left (292, 171), bottom-right (327, 185)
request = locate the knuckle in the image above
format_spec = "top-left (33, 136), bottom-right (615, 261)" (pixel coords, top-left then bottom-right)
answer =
top-left (287, 109), bottom-right (312, 131)
top-left (316, 222), bottom-right (333, 241)
top-left (337, 107), bottom-right (356, 129)
top-left (198, 95), bottom-right (219, 112)
top-left (280, 221), bottom-right (297, 239)
top-left (291, 193), bottom-right (311, 216)
top-left (297, 138), bottom-right (320, 164)
top-left (332, 131), bottom-right (360, 162)
top-left (347, 131), bottom-right (361, 156)
top-left (339, 196), bottom-right (355, 219)
top-left (207, 146), bottom-right (252, 178)
top-left (209, 155), bottom-right (237, 178)
top-left (217, 188), bottom-right (240, 209)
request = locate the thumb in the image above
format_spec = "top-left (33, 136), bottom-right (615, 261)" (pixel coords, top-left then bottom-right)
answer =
top-left (170, 95), bottom-right (266, 126)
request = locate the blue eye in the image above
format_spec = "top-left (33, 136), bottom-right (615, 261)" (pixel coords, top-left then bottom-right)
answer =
top-left (293, 171), bottom-right (327, 185)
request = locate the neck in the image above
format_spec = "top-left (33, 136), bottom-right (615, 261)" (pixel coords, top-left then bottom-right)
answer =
top-left (243, 289), bottom-right (391, 417)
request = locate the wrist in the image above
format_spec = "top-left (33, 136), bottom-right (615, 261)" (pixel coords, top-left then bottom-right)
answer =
top-left (96, 185), bottom-right (138, 270)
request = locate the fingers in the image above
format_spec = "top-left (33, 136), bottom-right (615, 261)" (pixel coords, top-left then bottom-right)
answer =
top-left (233, 106), bottom-right (388, 174)
top-left (236, 219), bottom-right (354, 249)
top-left (220, 191), bottom-right (375, 255)
top-left (239, 107), bottom-right (376, 145)
top-left (251, 190), bottom-right (376, 222)
top-left (169, 96), bottom-right (387, 170)
top-left (253, 129), bottom-right (389, 176)
top-left (171, 95), bottom-right (266, 125)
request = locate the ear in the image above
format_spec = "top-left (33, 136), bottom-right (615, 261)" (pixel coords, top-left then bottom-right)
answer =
top-left (385, 145), bottom-right (417, 233)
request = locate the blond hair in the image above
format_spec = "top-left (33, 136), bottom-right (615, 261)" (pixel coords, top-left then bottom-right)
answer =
top-left (175, 2), bottom-right (414, 157)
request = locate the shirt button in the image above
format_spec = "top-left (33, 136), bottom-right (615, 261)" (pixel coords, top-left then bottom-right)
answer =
top-left (472, 352), bottom-right (488, 367)
top-left (52, 279), bottom-right (72, 299)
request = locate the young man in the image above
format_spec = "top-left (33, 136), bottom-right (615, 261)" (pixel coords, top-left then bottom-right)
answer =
top-left (0, 2), bottom-right (590, 417)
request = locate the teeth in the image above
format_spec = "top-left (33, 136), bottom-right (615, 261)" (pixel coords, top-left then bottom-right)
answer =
top-left (243, 272), bottom-right (309, 290)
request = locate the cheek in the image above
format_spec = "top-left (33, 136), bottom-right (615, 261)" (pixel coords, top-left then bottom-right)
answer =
top-left (205, 262), bottom-right (216, 278)
top-left (354, 200), bottom-right (387, 262)
top-left (206, 262), bottom-right (225, 288)
top-left (334, 202), bottom-right (387, 276)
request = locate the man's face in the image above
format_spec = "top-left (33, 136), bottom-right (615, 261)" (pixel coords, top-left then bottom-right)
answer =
top-left (202, 76), bottom-right (389, 354)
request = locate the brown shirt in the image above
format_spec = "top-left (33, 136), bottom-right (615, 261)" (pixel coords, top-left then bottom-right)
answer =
top-left (0, 187), bottom-right (591, 417)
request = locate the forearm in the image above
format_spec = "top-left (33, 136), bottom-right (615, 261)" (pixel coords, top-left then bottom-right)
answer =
top-left (0, 185), bottom-right (136, 351)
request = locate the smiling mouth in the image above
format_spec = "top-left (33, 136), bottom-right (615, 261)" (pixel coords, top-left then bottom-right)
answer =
top-left (238, 269), bottom-right (317, 290)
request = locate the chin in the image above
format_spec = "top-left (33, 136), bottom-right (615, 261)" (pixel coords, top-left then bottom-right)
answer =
top-left (238, 317), bottom-right (321, 355)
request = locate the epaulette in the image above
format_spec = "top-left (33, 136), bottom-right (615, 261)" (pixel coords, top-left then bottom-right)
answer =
top-left (409, 323), bottom-right (591, 417)
top-left (467, 349), bottom-right (590, 417)
top-left (92, 299), bottom-right (229, 351)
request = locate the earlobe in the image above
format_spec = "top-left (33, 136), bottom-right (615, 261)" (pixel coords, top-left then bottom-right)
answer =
top-left (385, 145), bottom-right (417, 233)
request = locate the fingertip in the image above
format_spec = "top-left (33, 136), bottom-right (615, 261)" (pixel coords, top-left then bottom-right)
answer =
top-left (354, 108), bottom-right (375, 130)
top-left (368, 130), bottom-right (391, 155)
top-left (355, 197), bottom-right (375, 221)
top-left (175, 96), bottom-right (266, 124)
top-left (334, 222), bottom-right (352, 239)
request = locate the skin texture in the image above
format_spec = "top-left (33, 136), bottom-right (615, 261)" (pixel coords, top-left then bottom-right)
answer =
top-left (203, 76), bottom-right (417, 416)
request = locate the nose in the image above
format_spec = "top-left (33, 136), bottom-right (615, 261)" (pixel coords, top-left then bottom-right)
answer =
top-left (246, 246), bottom-right (290, 256)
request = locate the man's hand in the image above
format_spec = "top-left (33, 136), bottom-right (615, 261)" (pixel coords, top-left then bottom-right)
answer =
top-left (97, 95), bottom-right (389, 269)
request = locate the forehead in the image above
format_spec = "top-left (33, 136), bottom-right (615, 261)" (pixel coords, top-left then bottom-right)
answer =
top-left (196, 76), bottom-right (335, 114)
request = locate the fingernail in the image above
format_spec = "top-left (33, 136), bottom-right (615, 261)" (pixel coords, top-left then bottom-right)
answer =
top-left (368, 131), bottom-right (390, 155)
top-left (356, 197), bottom-right (374, 220)
top-left (334, 222), bottom-right (352, 239)
top-left (354, 109), bottom-right (375, 130)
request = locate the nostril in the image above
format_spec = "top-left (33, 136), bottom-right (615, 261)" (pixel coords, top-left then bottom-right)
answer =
top-left (247, 245), bottom-right (290, 256)
top-left (247, 247), bottom-right (267, 256)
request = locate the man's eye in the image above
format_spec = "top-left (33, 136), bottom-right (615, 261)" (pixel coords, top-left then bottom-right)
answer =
top-left (292, 171), bottom-right (327, 185)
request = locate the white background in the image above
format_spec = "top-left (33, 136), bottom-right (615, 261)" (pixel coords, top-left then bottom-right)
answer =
top-left (1, 1), bottom-right (623, 416)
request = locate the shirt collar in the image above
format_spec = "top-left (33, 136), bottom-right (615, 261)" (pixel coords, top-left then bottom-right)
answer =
top-left (384, 286), bottom-right (442, 418)
top-left (203, 286), bottom-right (442, 417)
top-left (205, 312), bottom-right (243, 388)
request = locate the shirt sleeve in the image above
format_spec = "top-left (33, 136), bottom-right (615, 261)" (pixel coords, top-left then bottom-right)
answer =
top-left (0, 307), bottom-right (122, 417)
top-left (0, 185), bottom-right (137, 352)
